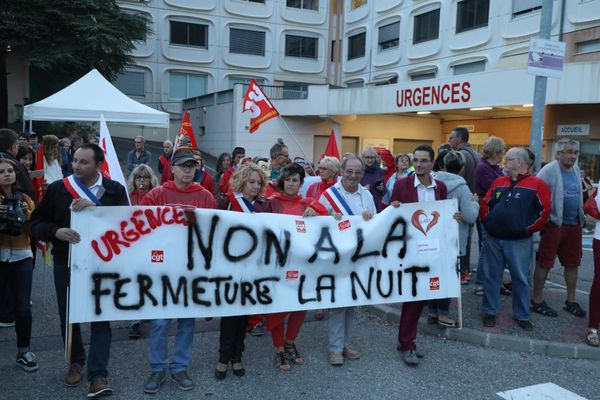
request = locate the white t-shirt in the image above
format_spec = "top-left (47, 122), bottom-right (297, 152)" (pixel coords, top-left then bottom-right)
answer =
top-left (44, 158), bottom-right (63, 185)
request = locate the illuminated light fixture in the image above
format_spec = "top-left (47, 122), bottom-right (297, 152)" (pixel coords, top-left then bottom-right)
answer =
top-left (470, 106), bottom-right (493, 111)
top-left (417, 111), bottom-right (431, 115)
top-left (523, 104), bottom-right (533, 107)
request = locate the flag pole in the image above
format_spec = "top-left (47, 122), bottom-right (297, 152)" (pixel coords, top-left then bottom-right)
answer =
top-left (277, 116), bottom-right (317, 175)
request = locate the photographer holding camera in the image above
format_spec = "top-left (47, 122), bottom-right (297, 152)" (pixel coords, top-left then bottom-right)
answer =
top-left (0, 156), bottom-right (37, 372)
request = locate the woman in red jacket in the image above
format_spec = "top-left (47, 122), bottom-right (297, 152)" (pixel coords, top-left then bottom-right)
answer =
top-left (268, 163), bottom-right (327, 370)
top-left (214, 163), bottom-right (271, 379)
top-left (127, 164), bottom-right (158, 206)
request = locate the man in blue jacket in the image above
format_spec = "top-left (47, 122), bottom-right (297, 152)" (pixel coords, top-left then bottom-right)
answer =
top-left (480, 147), bottom-right (551, 330)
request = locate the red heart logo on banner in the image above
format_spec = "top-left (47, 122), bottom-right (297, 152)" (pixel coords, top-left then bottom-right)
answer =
top-left (411, 210), bottom-right (440, 236)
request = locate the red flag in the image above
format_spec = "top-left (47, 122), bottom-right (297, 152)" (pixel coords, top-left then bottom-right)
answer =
top-left (242, 80), bottom-right (280, 134)
top-left (322, 130), bottom-right (340, 160)
top-left (33, 145), bottom-right (45, 202)
top-left (174, 110), bottom-right (198, 150)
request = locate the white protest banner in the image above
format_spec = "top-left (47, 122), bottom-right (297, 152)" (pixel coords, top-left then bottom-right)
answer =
top-left (69, 201), bottom-right (459, 323)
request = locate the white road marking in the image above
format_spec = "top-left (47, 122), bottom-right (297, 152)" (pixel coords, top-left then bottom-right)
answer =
top-left (497, 382), bottom-right (587, 400)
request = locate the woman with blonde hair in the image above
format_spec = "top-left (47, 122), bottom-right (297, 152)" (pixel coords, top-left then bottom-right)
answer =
top-left (42, 135), bottom-right (63, 185)
top-left (214, 163), bottom-right (271, 379)
top-left (474, 136), bottom-right (506, 294)
top-left (306, 156), bottom-right (341, 199)
top-left (127, 164), bottom-right (159, 206)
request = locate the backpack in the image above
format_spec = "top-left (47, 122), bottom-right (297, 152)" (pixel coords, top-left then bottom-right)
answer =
top-left (583, 190), bottom-right (600, 219)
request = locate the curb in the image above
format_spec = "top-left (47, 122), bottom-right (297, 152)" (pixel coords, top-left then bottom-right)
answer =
top-left (366, 304), bottom-right (600, 361)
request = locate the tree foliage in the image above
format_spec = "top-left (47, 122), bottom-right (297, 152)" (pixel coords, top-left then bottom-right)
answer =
top-left (2, 0), bottom-right (149, 79)
top-left (0, 0), bottom-right (150, 124)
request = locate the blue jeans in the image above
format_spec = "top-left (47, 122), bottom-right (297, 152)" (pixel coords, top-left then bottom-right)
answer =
top-left (475, 225), bottom-right (488, 286)
top-left (150, 318), bottom-right (195, 373)
top-left (482, 235), bottom-right (532, 321)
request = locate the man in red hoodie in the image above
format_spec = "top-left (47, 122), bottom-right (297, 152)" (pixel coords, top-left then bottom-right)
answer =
top-left (141, 147), bottom-right (216, 394)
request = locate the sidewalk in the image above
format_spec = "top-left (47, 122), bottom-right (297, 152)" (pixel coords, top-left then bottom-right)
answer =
top-left (368, 239), bottom-right (600, 361)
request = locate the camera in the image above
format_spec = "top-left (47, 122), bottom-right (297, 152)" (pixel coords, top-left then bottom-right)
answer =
top-left (0, 192), bottom-right (26, 236)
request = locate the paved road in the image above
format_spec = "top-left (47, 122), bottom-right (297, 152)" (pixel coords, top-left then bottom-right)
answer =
top-left (1, 256), bottom-right (599, 400)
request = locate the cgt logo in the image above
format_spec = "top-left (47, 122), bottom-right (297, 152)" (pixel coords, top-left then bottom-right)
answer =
top-left (295, 220), bottom-right (306, 233)
top-left (151, 250), bottom-right (164, 263)
top-left (429, 277), bottom-right (440, 291)
top-left (338, 220), bottom-right (351, 231)
top-left (286, 270), bottom-right (299, 280)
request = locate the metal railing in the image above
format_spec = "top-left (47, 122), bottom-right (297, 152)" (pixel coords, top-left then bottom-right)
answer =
top-left (241, 84), bottom-right (309, 100)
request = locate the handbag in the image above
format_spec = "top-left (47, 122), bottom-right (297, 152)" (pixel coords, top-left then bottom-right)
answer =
top-left (583, 190), bottom-right (600, 219)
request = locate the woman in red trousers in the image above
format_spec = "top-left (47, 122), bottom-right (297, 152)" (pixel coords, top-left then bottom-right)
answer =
top-left (268, 163), bottom-right (327, 370)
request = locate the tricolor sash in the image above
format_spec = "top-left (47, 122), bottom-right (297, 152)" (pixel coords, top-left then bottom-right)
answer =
top-left (228, 192), bottom-right (256, 213)
top-left (63, 175), bottom-right (103, 206)
top-left (322, 186), bottom-right (354, 216)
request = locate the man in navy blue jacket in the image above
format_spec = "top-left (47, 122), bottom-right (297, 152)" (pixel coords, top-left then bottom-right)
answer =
top-left (480, 147), bottom-right (550, 330)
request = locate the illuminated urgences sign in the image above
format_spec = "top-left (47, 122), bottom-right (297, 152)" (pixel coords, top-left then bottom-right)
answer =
top-left (396, 82), bottom-right (471, 109)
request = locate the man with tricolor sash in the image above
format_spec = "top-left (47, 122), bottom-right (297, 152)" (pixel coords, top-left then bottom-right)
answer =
top-left (31, 144), bottom-right (128, 398)
top-left (319, 156), bottom-right (376, 366)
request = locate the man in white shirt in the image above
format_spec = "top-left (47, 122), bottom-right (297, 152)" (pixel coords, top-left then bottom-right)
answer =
top-left (319, 156), bottom-right (376, 366)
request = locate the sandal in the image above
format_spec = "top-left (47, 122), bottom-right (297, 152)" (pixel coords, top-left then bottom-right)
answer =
top-left (586, 329), bottom-right (600, 347)
top-left (275, 352), bottom-right (290, 371)
top-left (284, 342), bottom-right (305, 365)
top-left (474, 287), bottom-right (484, 296)
top-left (427, 314), bottom-right (438, 325)
top-left (530, 300), bottom-right (558, 317)
top-left (564, 301), bottom-right (586, 318)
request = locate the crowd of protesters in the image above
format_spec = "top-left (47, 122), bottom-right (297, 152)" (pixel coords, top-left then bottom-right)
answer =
top-left (0, 125), bottom-right (598, 398)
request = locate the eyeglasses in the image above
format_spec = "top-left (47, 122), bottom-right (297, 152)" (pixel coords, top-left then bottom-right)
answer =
top-left (364, 156), bottom-right (376, 160)
top-left (505, 157), bottom-right (517, 162)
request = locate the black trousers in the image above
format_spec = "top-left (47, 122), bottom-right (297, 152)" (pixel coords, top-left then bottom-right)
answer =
top-left (218, 316), bottom-right (249, 364)
top-left (54, 263), bottom-right (112, 381)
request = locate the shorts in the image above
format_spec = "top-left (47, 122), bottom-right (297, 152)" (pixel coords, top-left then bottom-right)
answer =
top-left (538, 223), bottom-right (582, 269)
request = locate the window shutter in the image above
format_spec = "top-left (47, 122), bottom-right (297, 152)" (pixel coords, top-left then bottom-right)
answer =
top-left (230, 28), bottom-right (266, 56)
top-left (378, 22), bottom-right (399, 44)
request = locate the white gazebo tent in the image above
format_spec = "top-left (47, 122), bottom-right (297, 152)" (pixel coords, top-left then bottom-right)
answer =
top-left (23, 69), bottom-right (169, 128)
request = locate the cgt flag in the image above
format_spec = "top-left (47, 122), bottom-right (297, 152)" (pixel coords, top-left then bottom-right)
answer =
top-left (242, 80), bottom-right (280, 133)
top-left (174, 110), bottom-right (198, 150)
top-left (99, 114), bottom-right (129, 203)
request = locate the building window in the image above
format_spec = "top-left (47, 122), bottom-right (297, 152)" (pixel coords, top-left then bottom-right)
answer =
top-left (229, 28), bottom-right (266, 56)
top-left (169, 73), bottom-right (207, 99)
top-left (347, 32), bottom-right (366, 60)
top-left (287, 0), bottom-right (318, 10)
top-left (351, 0), bottom-right (367, 10)
top-left (113, 71), bottom-right (145, 96)
top-left (456, 0), bottom-right (489, 33)
top-left (512, 0), bottom-right (542, 17)
top-left (170, 21), bottom-right (208, 48)
top-left (413, 9), bottom-right (440, 44)
top-left (346, 80), bottom-right (364, 88)
top-left (374, 76), bottom-right (398, 86)
top-left (410, 71), bottom-right (436, 81)
top-left (285, 35), bottom-right (318, 59)
top-left (331, 40), bottom-right (336, 62)
top-left (577, 39), bottom-right (600, 54)
top-left (378, 21), bottom-right (400, 51)
top-left (453, 60), bottom-right (486, 75)
top-left (229, 77), bottom-right (265, 88)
